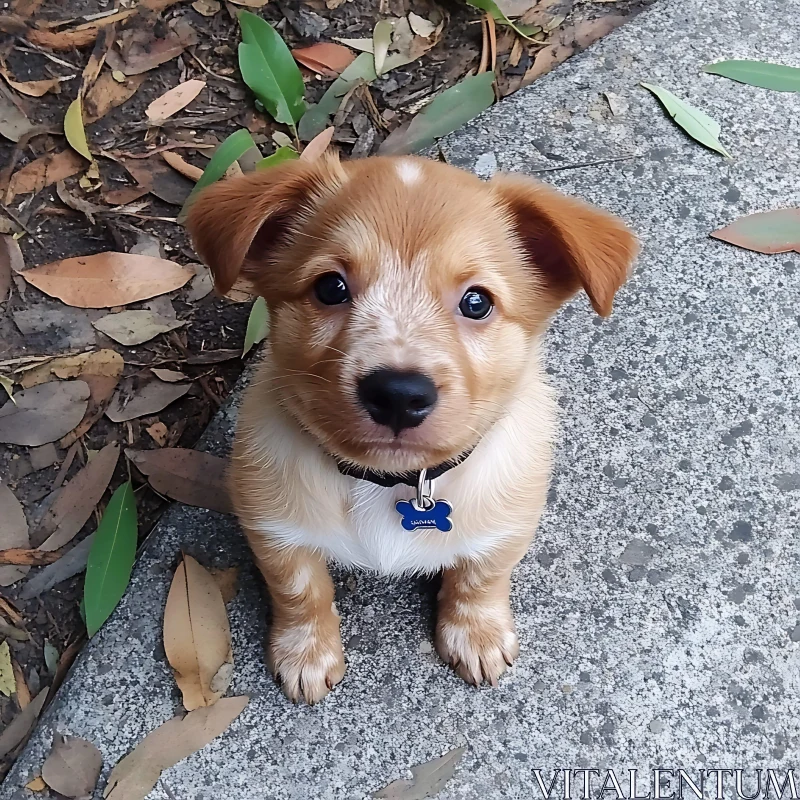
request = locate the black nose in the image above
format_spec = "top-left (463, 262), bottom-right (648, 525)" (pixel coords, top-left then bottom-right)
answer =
top-left (357, 369), bottom-right (438, 435)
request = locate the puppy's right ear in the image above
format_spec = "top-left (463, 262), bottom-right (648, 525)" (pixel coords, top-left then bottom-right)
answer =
top-left (186, 154), bottom-right (345, 295)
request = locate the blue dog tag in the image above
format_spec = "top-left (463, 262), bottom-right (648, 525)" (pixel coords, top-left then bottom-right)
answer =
top-left (395, 499), bottom-right (453, 532)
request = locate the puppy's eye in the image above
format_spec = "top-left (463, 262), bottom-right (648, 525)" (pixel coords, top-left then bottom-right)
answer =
top-left (314, 272), bottom-right (351, 306)
top-left (458, 287), bottom-right (493, 320)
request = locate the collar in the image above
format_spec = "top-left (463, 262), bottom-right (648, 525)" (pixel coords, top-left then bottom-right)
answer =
top-left (335, 449), bottom-right (473, 488)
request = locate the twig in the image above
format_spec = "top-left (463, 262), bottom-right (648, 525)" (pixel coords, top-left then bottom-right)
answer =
top-left (0, 549), bottom-right (61, 566)
top-left (528, 154), bottom-right (639, 173)
top-left (477, 15), bottom-right (489, 74)
top-left (184, 48), bottom-right (237, 84)
top-left (486, 13), bottom-right (497, 74)
top-left (15, 39), bottom-right (78, 69)
top-left (0, 204), bottom-right (44, 247)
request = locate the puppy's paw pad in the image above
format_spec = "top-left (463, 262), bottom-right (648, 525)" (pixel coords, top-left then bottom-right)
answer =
top-left (269, 627), bottom-right (345, 704)
top-left (435, 617), bottom-right (518, 687)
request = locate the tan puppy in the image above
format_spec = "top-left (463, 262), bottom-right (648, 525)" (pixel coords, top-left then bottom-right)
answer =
top-left (187, 154), bottom-right (637, 704)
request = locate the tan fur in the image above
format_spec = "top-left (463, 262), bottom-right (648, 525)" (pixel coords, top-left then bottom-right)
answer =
top-left (187, 154), bottom-right (638, 703)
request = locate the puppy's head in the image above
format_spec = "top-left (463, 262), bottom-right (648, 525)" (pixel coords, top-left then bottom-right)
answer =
top-left (187, 155), bottom-right (637, 473)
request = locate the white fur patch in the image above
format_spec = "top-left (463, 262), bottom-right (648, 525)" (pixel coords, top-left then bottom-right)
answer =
top-left (396, 159), bottom-right (422, 185)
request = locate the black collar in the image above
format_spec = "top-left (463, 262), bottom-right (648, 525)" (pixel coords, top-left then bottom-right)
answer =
top-left (335, 450), bottom-right (472, 488)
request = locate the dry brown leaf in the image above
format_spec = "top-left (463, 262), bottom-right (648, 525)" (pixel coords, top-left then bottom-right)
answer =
top-left (24, 8), bottom-right (137, 51)
top-left (150, 368), bottom-right (188, 383)
top-left (146, 421), bottom-right (168, 446)
top-left (80, 23), bottom-right (116, 100)
top-left (224, 276), bottom-right (257, 303)
top-left (164, 554), bottom-right (233, 710)
top-left (13, 660), bottom-right (31, 708)
top-left (41, 733), bottom-right (103, 798)
top-left (0, 483), bottom-right (30, 586)
top-left (122, 157), bottom-right (194, 206)
top-left (125, 448), bottom-right (232, 514)
top-left (60, 373), bottom-right (121, 447)
top-left (106, 21), bottom-right (197, 76)
top-left (25, 776), bottom-right (47, 792)
top-left (372, 746), bottom-right (467, 799)
top-left (300, 127), bottom-right (335, 162)
top-left (20, 350), bottom-right (124, 389)
top-left (161, 151), bottom-right (203, 182)
top-left (22, 253), bottom-right (193, 308)
top-left (0, 549), bottom-right (61, 565)
top-left (84, 72), bottom-right (146, 124)
top-left (12, 0), bottom-right (44, 18)
top-left (103, 696), bottom-right (248, 800)
top-left (0, 381), bottom-right (89, 447)
top-left (5, 150), bottom-right (84, 203)
top-left (35, 442), bottom-right (120, 551)
top-left (106, 378), bottom-right (190, 423)
top-left (293, 43), bottom-right (355, 78)
top-left (0, 63), bottom-right (61, 97)
top-left (102, 185), bottom-right (150, 206)
top-left (0, 688), bottom-right (47, 760)
top-left (1, 234), bottom-right (24, 302)
top-left (146, 79), bottom-right (206, 123)
top-left (93, 310), bottom-right (185, 346)
top-left (56, 181), bottom-right (106, 223)
top-left (192, 0), bottom-right (220, 14)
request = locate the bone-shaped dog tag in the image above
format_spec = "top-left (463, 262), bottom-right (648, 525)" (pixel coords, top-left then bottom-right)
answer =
top-left (395, 499), bottom-right (453, 532)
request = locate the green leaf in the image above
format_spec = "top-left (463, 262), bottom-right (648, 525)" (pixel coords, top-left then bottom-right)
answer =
top-left (177, 129), bottom-right (257, 224)
top-left (380, 71), bottom-right (496, 156)
top-left (702, 60), bottom-right (800, 92)
top-left (242, 296), bottom-right (269, 357)
top-left (64, 97), bottom-right (92, 161)
top-left (256, 146), bottom-right (299, 170)
top-left (238, 11), bottom-right (305, 126)
top-left (466, 0), bottom-right (538, 40)
top-left (372, 20), bottom-right (393, 76)
top-left (0, 641), bottom-right (13, 697)
top-left (299, 50), bottom-right (417, 141)
top-left (84, 481), bottom-right (137, 638)
top-left (710, 209), bottom-right (800, 254)
top-left (43, 640), bottom-right (59, 676)
top-left (641, 83), bottom-right (731, 159)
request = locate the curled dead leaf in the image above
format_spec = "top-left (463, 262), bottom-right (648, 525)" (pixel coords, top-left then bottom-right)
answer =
top-left (293, 43), bottom-right (355, 78)
top-left (161, 151), bottom-right (203, 182)
top-left (146, 79), bottom-right (206, 123)
top-left (106, 378), bottom-right (190, 423)
top-left (84, 71), bottom-right (146, 124)
top-left (5, 150), bottom-right (84, 204)
top-left (41, 733), bottom-right (103, 798)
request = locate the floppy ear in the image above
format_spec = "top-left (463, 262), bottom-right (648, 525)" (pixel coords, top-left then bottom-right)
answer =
top-left (491, 174), bottom-right (638, 316)
top-left (186, 154), bottom-right (345, 295)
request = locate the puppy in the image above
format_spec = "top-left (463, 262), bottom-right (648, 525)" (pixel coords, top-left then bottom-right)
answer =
top-left (187, 154), bottom-right (637, 703)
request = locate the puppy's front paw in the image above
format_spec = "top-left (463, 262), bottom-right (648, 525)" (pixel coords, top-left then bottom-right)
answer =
top-left (435, 606), bottom-right (519, 687)
top-left (268, 617), bottom-right (345, 704)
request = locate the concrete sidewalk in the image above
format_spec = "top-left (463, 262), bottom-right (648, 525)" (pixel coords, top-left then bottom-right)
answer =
top-left (4, 0), bottom-right (800, 797)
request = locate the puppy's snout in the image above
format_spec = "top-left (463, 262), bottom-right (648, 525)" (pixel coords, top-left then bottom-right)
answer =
top-left (357, 369), bottom-right (438, 435)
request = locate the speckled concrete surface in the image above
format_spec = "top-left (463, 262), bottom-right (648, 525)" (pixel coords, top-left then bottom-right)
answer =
top-left (4, 0), bottom-right (800, 797)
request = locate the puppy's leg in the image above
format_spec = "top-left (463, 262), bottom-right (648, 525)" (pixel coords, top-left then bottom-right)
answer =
top-left (435, 539), bottom-right (529, 686)
top-left (246, 532), bottom-right (345, 704)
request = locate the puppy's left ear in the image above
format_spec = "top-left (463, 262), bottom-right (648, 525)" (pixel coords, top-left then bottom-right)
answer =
top-left (491, 174), bottom-right (638, 316)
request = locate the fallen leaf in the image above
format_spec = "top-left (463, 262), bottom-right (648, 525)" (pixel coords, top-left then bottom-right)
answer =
top-left (372, 19), bottom-right (394, 76)
top-left (467, 0), bottom-right (536, 40)
top-left (333, 37), bottom-right (374, 53)
top-left (300, 127), bottom-right (334, 162)
top-left (84, 480), bottom-right (137, 637)
top-left (146, 79), bottom-right (206, 124)
top-left (56, 180), bottom-right (106, 223)
top-left (164, 554), bottom-right (233, 710)
top-left (5, 150), bottom-right (84, 203)
top-left (0, 483), bottom-right (30, 586)
top-left (0, 619), bottom-right (28, 641)
top-left (80, 23), bottom-right (116, 100)
top-left (93, 310), bottom-right (186, 346)
top-left (0, 549), bottom-right (61, 565)
top-left (125, 448), bottom-right (232, 514)
top-left (702, 59), bottom-right (800, 92)
top-left (84, 72), bottom-right (146, 124)
top-left (710, 209), bottom-right (800, 254)
top-left (192, 0), bottom-right (220, 15)
top-left (106, 378), bottom-right (190, 423)
top-left (641, 83), bottom-right (731, 159)
top-left (408, 12), bottom-right (437, 38)
top-left (0, 376), bottom-right (14, 403)
top-left (256, 146), bottom-right (299, 170)
top-left (106, 22), bottom-right (197, 76)
top-left (380, 71), bottom-right (495, 155)
top-left (41, 734), bottom-right (103, 798)
top-left (64, 97), bottom-right (92, 161)
top-left (0, 63), bottom-right (61, 97)
top-left (20, 535), bottom-right (94, 600)
top-left (292, 42), bottom-right (355, 78)
top-left (150, 368), bottom-right (188, 382)
top-left (242, 296), bottom-right (269, 357)
top-left (0, 381), bottom-right (89, 446)
top-left (0, 640), bottom-right (14, 696)
top-left (60, 373), bottom-right (121, 447)
top-left (211, 566), bottom-right (238, 604)
top-left (0, 688), bottom-right (47, 760)
top-left (22, 252), bottom-right (193, 308)
top-left (146, 421), bottom-right (168, 446)
top-left (238, 11), bottom-right (306, 127)
top-left (20, 350), bottom-right (124, 389)
top-left (178, 129), bottom-right (256, 223)
top-left (185, 349), bottom-right (240, 364)
top-left (12, 660), bottom-right (30, 707)
top-left (0, 88), bottom-right (32, 142)
top-left (1, 234), bottom-right (24, 301)
top-left (122, 157), bottom-right (195, 206)
top-left (35, 442), bottom-right (120, 552)
top-left (161, 151), bottom-right (203, 182)
top-left (43, 640), bottom-right (59, 675)
top-left (103, 696), bottom-right (249, 800)
top-left (372, 747), bottom-right (466, 799)
top-left (26, 777), bottom-right (46, 792)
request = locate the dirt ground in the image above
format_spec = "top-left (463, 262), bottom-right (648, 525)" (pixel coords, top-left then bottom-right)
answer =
top-left (0, 0), bottom-right (653, 777)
